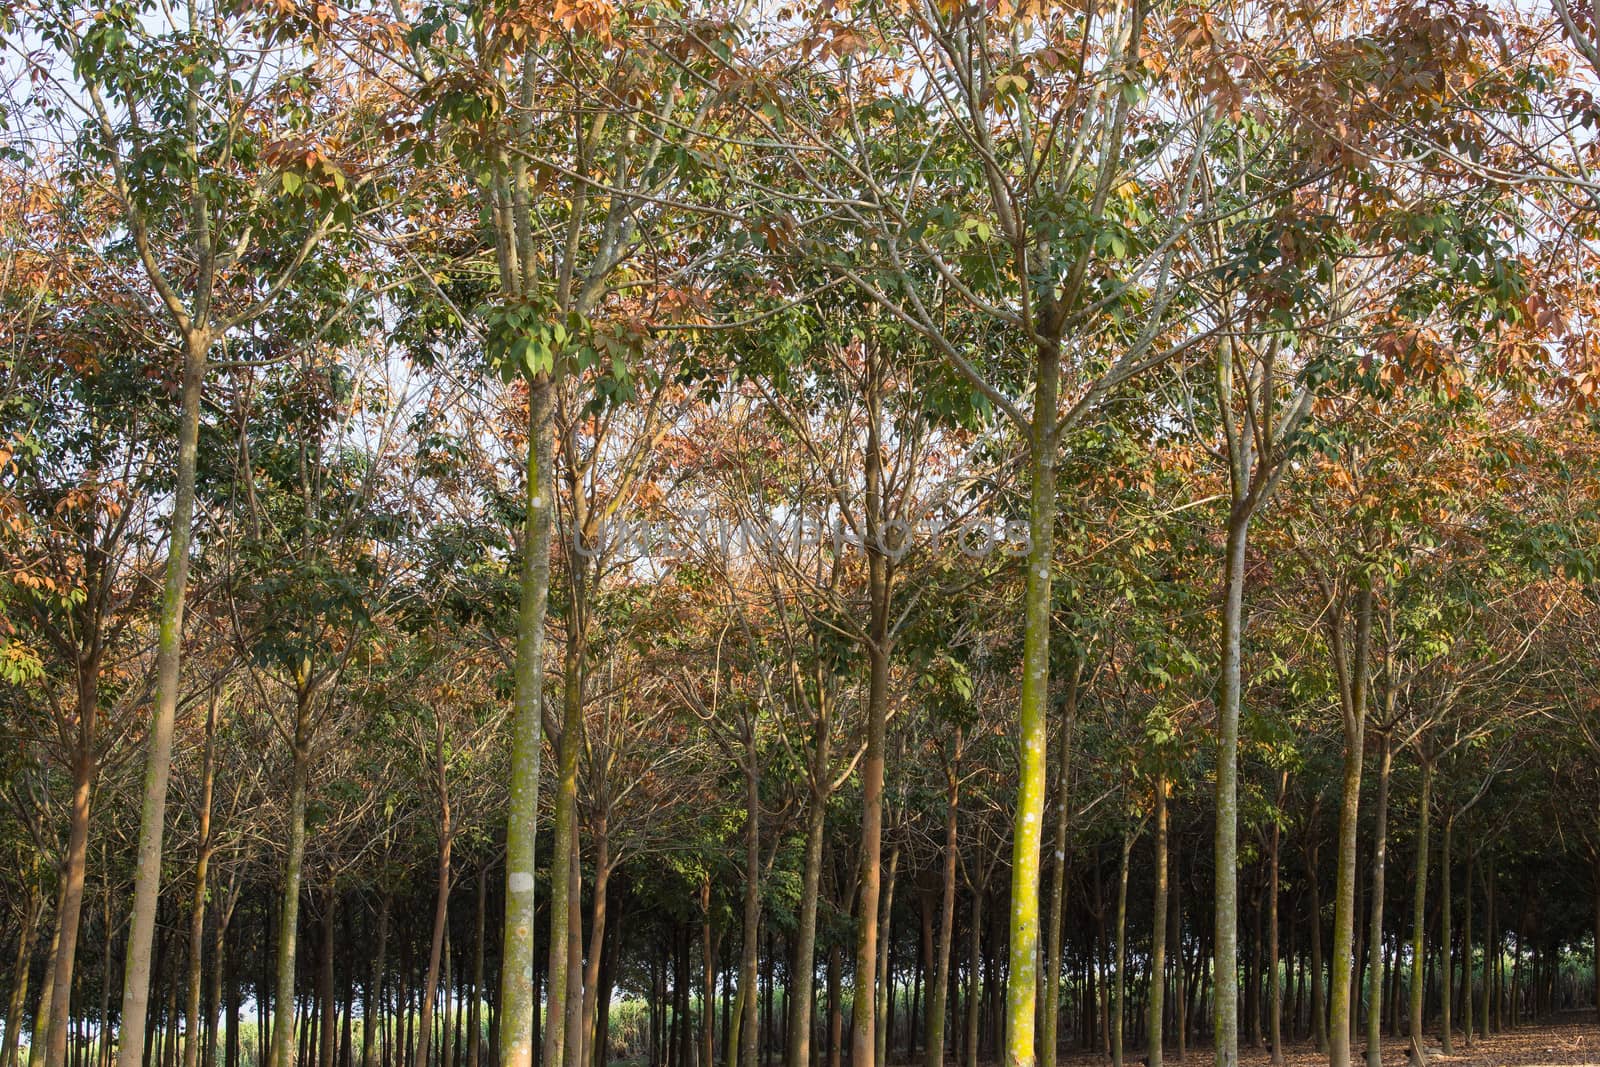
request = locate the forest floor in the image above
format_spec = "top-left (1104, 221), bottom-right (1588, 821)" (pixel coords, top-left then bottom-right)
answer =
top-left (1049, 1013), bottom-right (1600, 1065)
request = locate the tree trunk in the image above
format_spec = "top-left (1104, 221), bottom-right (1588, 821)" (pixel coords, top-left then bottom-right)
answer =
top-left (499, 367), bottom-right (554, 1067)
top-left (416, 796), bottom-right (453, 1067)
top-left (1212, 500), bottom-right (1252, 1067)
top-left (1438, 817), bottom-right (1452, 1057)
top-left (1112, 827), bottom-right (1133, 1067)
top-left (1328, 581), bottom-right (1374, 1067)
top-left (702, 878), bottom-right (717, 1067)
top-left (46, 662), bottom-right (102, 1067)
top-left (272, 708), bottom-right (314, 1067)
top-left (1406, 760), bottom-right (1434, 1063)
top-left (926, 757), bottom-right (961, 1067)
top-left (1151, 780), bottom-right (1168, 1067)
top-left (319, 899), bottom-right (336, 1067)
top-left (116, 324), bottom-right (208, 1067)
top-left (1006, 346), bottom-right (1061, 1067)
top-left (1363, 734), bottom-right (1392, 1067)
top-left (874, 847), bottom-right (899, 1067)
top-left (963, 883), bottom-right (983, 1067)
top-left (3, 885), bottom-right (42, 1067)
top-left (183, 694), bottom-right (219, 1067)
top-left (1268, 772), bottom-right (1285, 1067)
top-left (562, 829), bottom-right (584, 1067)
top-left (739, 742), bottom-right (761, 1067)
top-left (544, 622), bottom-right (586, 1067)
top-left (580, 845), bottom-right (612, 1067)
top-left (1041, 675), bottom-right (1078, 1067)
top-left (851, 400), bottom-right (894, 1067)
top-left (365, 894), bottom-right (392, 1067)
top-left (827, 942), bottom-right (842, 1067)
top-left (788, 706), bottom-right (833, 1067)
top-left (204, 881), bottom-right (238, 1067)
top-left (1309, 837), bottom-right (1326, 1054)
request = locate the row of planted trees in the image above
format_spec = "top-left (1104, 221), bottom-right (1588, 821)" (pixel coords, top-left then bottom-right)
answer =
top-left (4, 3), bottom-right (1600, 1067)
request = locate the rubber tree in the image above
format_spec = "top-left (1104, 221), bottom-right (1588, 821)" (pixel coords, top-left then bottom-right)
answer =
top-left (773, 5), bottom-right (1209, 1061)
top-left (9, 9), bottom-right (359, 1063)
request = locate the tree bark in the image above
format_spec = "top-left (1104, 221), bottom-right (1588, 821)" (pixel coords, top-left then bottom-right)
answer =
top-left (45, 659), bottom-right (102, 1067)
top-left (1041, 672), bottom-right (1078, 1067)
top-left (788, 704), bottom-right (834, 1067)
top-left (1212, 494), bottom-right (1252, 1067)
top-left (1406, 760), bottom-right (1432, 1067)
top-left (926, 751), bottom-right (961, 1067)
top-left (116, 319), bottom-right (208, 1067)
top-left (1005, 342), bottom-right (1061, 1067)
top-left (1268, 772), bottom-right (1285, 1066)
top-left (963, 882), bottom-right (983, 1067)
top-left (874, 847), bottom-right (900, 1067)
top-left (851, 361), bottom-right (895, 1067)
top-left (1328, 581), bottom-right (1374, 1067)
top-left (318, 898), bottom-right (336, 1067)
top-left (1151, 780), bottom-right (1170, 1067)
top-left (738, 733), bottom-right (761, 1067)
top-left (1112, 826), bottom-right (1133, 1067)
top-left (3, 883), bottom-right (42, 1067)
top-left (183, 693), bottom-right (219, 1067)
top-left (580, 840), bottom-right (612, 1067)
top-left (1309, 835), bottom-right (1326, 1053)
top-left (271, 695), bottom-right (314, 1067)
top-left (1365, 735), bottom-right (1393, 1067)
top-left (416, 771), bottom-right (454, 1067)
top-left (1438, 821), bottom-right (1452, 1056)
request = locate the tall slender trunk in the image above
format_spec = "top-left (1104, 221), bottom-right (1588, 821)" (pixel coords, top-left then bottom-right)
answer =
top-left (46, 662), bottom-right (101, 1067)
top-left (1041, 671), bottom-right (1079, 1067)
top-left (205, 883), bottom-right (237, 1067)
top-left (1405, 760), bottom-right (1432, 1067)
top-left (491, 34), bottom-right (557, 1051)
top-left (926, 753), bottom-right (961, 1067)
top-left (1112, 827), bottom-right (1133, 1067)
top-left (1006, 344), bottom-right (1061, 1067)
top-left (271, 695), bottom-right (314, 1067)
top-left (4, 881), bottom-right (43, 1067)
top-left (1174, 840), bottom-right (1187, 1063)
top-left (183, 694), bottom-right (219, 1067)
top-left (738, 735), bottom-right (761, 1067)
top-left (416, 781), bottom-right (454, 1067)
top-left (852, 363), bottom-right (895, 1067)
top-left (365, 894), bottom-right (391, 1067)
top-left (1267, 773), bottom-right (1285, 1067)
top-left (702, 878), bottom-right (717, 1067)
top-left (963, 882), bottom-right (983, 1067)
top-left (562, 829), bottom-right (584, 1067)
top-left (1365, 736), bottom-right (1393, 1067)
top-left (1481, 864), bottom-right (1494, 1035)
top-left (117, 320), bottom-right (208, 1067)
top-left (827, 942), bottom-right (842, 1067)
top-left (1328, 582), bottom-right (1374, 1067)
top-left (318, 897), bottom-right (336, 1067)
top-left (788, 707), bottom-right (833, 1067)
top-left (1436, 821), bottom-right (1452, 1054)
top-left (1309, 836), bottom-right (1325, 1053)
top-left (874, 846), bottom-right (900, 1067)
top-left (580, 837), bottom-right (612, 1067)
top-left (1460, 853), bottom-right (1472, 1048)
top-left (1213, 500), bottom-right (1251, 1067)
top-left (469, 870), bottom-right (486, 1067)
top-left (544, 620), bottom-right (586, 1067)
top-left (1151, 780), bottom-right (1169, 1067)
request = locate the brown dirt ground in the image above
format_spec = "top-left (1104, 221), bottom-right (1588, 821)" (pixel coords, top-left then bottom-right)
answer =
top-left (1048, 1013), bottom-right (1600, 1066)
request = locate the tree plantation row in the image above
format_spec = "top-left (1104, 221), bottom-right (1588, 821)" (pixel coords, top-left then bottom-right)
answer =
top-left (3, 3), bottom-right (1600, 1067)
